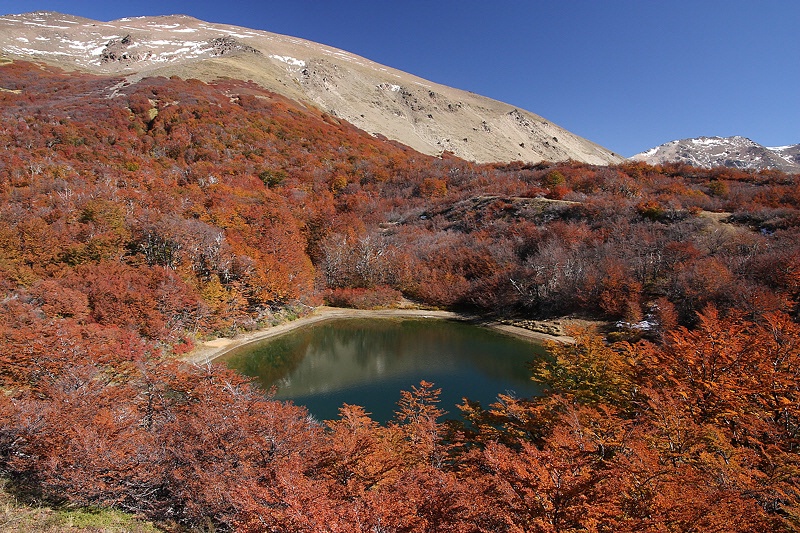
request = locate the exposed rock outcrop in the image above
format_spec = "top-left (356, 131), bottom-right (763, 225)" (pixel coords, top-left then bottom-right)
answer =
top-left (209, 36), bottom-right (261, 57)
top-left (101, 35), bottom-right (143, 63)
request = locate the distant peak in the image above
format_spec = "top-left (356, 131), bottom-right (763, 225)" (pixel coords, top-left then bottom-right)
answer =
top-left (631, 136), bottom-right (800, 173)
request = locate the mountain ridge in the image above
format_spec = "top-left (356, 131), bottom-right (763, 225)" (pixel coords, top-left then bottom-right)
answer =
top-left (631, 135), bottom-right (800, 173)
top-left (0, 10), bottom-right (621, 165)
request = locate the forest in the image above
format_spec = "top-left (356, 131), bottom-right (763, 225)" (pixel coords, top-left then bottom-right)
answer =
top-left (0, 60), bottom-right (798, 531)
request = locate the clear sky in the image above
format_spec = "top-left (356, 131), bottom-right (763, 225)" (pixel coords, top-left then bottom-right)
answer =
top-left (2, 0), bottom-right (797, 156)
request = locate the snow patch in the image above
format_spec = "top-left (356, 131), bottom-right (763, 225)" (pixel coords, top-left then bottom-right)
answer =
top-left (5, 46), bottom-right (74, 58)
top-left (270, 54), bottom-right (305, 67)
top-left (22, 21), bottom-right (69, 29)
top-left (639, 146), bottom-right (660, 157)
top-left (197, 25), bottom-right (255, 38)
top-left (691, 137), bottom-right (726, 146)
top-left (64, 39), bottom-right (96, 50)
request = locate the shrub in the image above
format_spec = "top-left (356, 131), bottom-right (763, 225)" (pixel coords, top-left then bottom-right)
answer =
top-left (324, 286), bottom-right (402, 309)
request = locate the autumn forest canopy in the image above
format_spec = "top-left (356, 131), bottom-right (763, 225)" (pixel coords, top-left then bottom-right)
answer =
top-left (0, 61), bottom-right (798, 531)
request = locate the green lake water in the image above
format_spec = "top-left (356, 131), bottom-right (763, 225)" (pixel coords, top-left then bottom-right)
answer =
top-left (219, 317), bottom-right (547, 423)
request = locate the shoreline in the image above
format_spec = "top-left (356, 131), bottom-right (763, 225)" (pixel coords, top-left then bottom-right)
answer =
top-left (182, 306), bottom-right (575, 365)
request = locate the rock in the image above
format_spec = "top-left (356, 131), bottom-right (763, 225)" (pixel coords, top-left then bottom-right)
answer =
top-left (100, 34), bottom-right (141, 63)
top-left (209, 36), bottom-right (262, 56)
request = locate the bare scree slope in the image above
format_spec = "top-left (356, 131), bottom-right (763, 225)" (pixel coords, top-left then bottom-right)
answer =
top-left (0, 11), bottom-right (621, 165)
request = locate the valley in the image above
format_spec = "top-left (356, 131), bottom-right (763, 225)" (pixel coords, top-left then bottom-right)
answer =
top-left (0, 11), bottom-right (797, 532)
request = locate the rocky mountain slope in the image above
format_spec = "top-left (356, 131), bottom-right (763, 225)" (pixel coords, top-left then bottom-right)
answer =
top-left (631, 136), bottom-right (800, 173)
top-left (0, 11), bottom-right (621, 165)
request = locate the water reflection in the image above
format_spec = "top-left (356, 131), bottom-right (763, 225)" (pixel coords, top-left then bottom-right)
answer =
top-left (221, 318), bottom-right (546, 423)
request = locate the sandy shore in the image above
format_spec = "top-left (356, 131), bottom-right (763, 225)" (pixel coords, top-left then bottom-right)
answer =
top-left (183, 306), bottom-right (574, 365)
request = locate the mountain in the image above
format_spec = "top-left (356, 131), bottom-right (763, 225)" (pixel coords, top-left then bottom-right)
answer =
top-left (0, 11), bottom-right (621, 165)
top-left (631, 136), bottom-right (800, 173)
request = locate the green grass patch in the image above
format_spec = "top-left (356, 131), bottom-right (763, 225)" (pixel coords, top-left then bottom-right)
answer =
top-left (0, 478), bottom-right (162, 532)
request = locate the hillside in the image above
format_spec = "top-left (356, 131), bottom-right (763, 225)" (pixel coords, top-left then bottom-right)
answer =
top-left (0, 11), bottom-right (622, 165)
top-left (631, 135), bottom-right (800, 173)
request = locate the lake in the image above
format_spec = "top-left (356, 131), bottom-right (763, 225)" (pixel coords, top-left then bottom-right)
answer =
top-left (219, 317), bottom-right (547, 423)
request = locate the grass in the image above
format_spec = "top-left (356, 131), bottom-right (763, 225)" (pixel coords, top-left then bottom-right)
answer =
top-left (0, 478), bottom-right (162, 532)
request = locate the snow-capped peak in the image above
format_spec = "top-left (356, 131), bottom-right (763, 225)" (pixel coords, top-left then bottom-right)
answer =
top-left (630, 136), bottom-right (800, 173)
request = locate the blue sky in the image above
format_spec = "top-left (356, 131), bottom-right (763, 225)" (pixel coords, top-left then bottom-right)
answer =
top-left (2, 0), bottom-right (797, 156)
